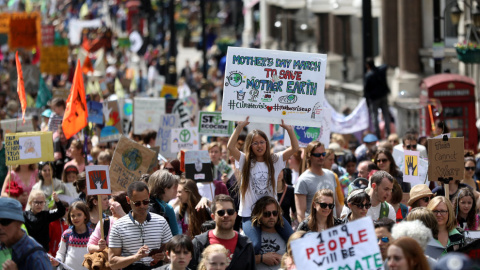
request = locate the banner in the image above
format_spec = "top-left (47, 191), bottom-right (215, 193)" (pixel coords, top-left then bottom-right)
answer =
top-left (171, 127), bottom-right (200, 152)
top-left (156, 114), bottom-right (181, 159)
top-left (221, 47), bottom-right (327, 127)
top-left (404, 150), bottom-right (420, 185)
top-left (326, 98), bottom-right (370, 134)
top-left (428, 137), bottom-right (464, 182)
top-left (291, 217), bottom-right (383, 270)
top-left (100, 100), bottom-right (123, 142)
top-left (133, 97), bottom-right (166, 134)
top-left (87, 101), bottom-right (103, 124)
top-left (0, 118), bottom-right (34, 133)
top-left (8, 12), bottom-right (41, 50)
top-left (40, 46), bottom-right (69, 75)
top-left (5, 132), bottom-right (54, 165)
top-left (172, 93), bottom-right (199, 127)
top-left (198, 111), bottom-right (234, 137)
top-left (86, 165), bottom-right (111, 195)
top-left (109, 136), bottom-right (156, 192)
top-left (185, 150), bottom-right (212, 182)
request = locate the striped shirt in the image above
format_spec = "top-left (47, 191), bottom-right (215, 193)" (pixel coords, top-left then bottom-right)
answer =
top-left (109, 212), bottom-right (173, 266)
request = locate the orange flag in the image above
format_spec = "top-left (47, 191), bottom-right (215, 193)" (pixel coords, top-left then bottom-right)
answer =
top-left (82, 55), bottom-right (94, 74)
top-left (62, 60), bottom-right (88, 139)
top-left (15, 52), bottom-right (27, 123)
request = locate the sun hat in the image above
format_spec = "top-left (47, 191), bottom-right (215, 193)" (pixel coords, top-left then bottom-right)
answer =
top-left (363, 134), bottom-right (378, 143)
top-left (0, 197), bottom-right (25, 223)
top-left (407, 184), bottom-right (434, 206)
top-left (328, 142), bottom-right (345, 156)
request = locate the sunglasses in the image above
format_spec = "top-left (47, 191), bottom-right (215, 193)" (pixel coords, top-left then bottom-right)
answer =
top-left (421, 196), bottom-right (432, 203)
top-left (0, 219), bottom-right (14, 226)
top-left (405, 144), bottom-right (417, 150)
top-left (263, 211), bottom-right (279, 217)
top-left (311, 152), bottom-right (327, 158)
top-left (378, 237), bottom-right (389, 243)
top-left (376, 158), bottom-right (388, 164)
top-left (465, 166), bottom-right (475, 171)
top-left (315, 202), bottom-right (335, 209)
top-left (216, 209), bottom-right (236, 216)
top-left (131, 199), bottom-right (150, 207)
top-left (353, 203), bottom-right (372, 209)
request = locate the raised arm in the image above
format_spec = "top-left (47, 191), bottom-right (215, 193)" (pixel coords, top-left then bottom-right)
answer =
top-left (280, 120), bottom-right (299, 162)
top-left (227, 117), bottom-right (250, 162)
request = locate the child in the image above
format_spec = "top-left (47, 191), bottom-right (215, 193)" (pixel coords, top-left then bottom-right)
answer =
top-left (48, 98), bottom-right (66, 132)
top-left (227, 117), bottom-right (299, 254)
top-left (62, 165), bottom-right (80, 199)
top-left (197, 244), bottom-right (229, 270)
top-left (52, 201), bottom-right (93, 270)
top-left (48, 201), bottom-right (69, 257)
top-left (156, 234), bottom-right (193, 270)
top-left (453, 187), bottom-right (479, 230)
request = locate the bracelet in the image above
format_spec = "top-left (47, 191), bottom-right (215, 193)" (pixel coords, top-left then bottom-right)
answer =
top-left (260, 254), bottom-right (263, 263)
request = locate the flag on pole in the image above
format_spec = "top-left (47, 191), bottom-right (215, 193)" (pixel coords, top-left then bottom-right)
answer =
top-left (62, 60), bottom-right (88, 139)
top-left (15, 51), bottom-right (27, 123)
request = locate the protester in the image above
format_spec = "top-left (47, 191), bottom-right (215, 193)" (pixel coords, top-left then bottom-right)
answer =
top-left (297, 189), bottom-right (338, 231)
top-left (277, 168), bottom-right (296, 226)
top-left (227, 116), bottom-right (298, 254)
top-left (62, 165), bottom-right (80, 199)
top-left (374, 149), bottom-right (410, 193)
top-left (355, 134), bottom-right (378, 162)
top-left (86, 194), bottom-right (109, 228)
top-left (388, 180), bottom-right (409, 222)
top-left (48, 98), bottom-right (65, 132)
top-left (73, 172), bottom-right (87, 202)
top-left (280, 231), bottom-right (307, 270)
top-left (156, 234), bottom-right (193, 270)
top-left (462, 152), bottom-right (478, 191)
top-left (64, 139), bottom-right (86, 172)
top-left (32, 161), bottom-right (67, 200)
top-left (197, 244), bottom-right (229, 270)
top-left (149, 170), bottom-right (180, 236)
top-left (405, 207), bottom-right (440, 259)
top-left (373, 218), bottom-right (395, 261)
top-left (23, 190), bottom-right (66, 251)
top-left (387, 237), bottom-right (430, 270)
top-left (164, 160), bottom-right (183, 176)
top-left (452, 187), bottom-right (478, 231)
top-left (339, 154), bottom-right (358, 194)
top-left (48, 201), bottom-right (69, 257)
top-left (209, 142), bottom-right (234, 183)
top-left (1, 164), bottom-right (38, 206)
top-left (407, 184), bottom-right (434, 209)
top-left (342, 189), bottom-right (371, 222)
top-left (357, 160), bottom-right (375, 179)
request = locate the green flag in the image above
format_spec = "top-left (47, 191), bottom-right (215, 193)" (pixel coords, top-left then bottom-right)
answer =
top-left (36, 74), bottom-right (52, 108)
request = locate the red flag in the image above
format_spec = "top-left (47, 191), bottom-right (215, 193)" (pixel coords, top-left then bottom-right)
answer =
top-left (62, 60), bottom-right (88, 139)
top-left (15, 51), bottom-right (27, 124)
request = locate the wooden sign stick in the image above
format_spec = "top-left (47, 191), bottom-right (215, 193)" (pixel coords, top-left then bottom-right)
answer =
top-left (98, 195), bottom-right (104, 240)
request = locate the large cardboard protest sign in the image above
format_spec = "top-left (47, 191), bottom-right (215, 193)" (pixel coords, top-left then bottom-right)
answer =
top-left (198, 111), bottom-right (234, 137)
top-left (291, 217), bottom-right (383, 270)
top-left (100, 100), bottom-right (123, 142)
top-left (40, 46), bottom-right (69, 75)
top-left (86, 165), bottom-right (111, 195)
top-left (110, 136), bottom-right (156, 192)
top-left (428, 137), bottom-right (464, 182)
top-left (171, 127), bottom-right (200, 152)
top-left (8, 12), bottom-right (41, 50)
top-left (222, 47), bottom-right (327, 127)
top-left (185, 150), bottom-right (213, 182)
top-left (133, 97), bottom-right (166, 134)
top-left (0, 118), bottom-right (34, 133)
top-left (5, 132), bottom-right (54, 165)
top-left (156, 114), bottom-right (181, 159)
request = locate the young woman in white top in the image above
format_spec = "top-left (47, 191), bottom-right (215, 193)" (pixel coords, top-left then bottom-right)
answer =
top-left (227, 116), bottom-right (299, 254)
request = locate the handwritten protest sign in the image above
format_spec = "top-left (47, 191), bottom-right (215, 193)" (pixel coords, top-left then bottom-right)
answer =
top-left (133, 97), bottom-right (166, 134)
top-left (198, 111), bottom-right (233, 136)
top-left (221, 47), bottom-right (327, 127)
top-left (156, 114), bottom-right (181, 159)
top-left (185, 150), bottom-right (212, 182)
top-left (40, 46), bottom-right (69, 75)
top-left (100, 100), bottom-right (123, 143)
top-left (291, 217), bottom-right (383, 270)
top-left (428, 137), bottom-right (464, 182)
top-left (87, 101), bottom-right (103, 124)
top-left (86, 165), bottom-right (111, 195)
top-left (109, 136), bottom-right (156, 192)
top-left (171, 127), bottom-right (200, 152)
top-left (8, 12), bottom-right (41, 50)
top-left (0, 118), bottom-right (34, 133)
top-left (404, 150), bottom-right (420, 185)
top-left (172, 93), bottom-right (199, 127)
top-left (5, 132), bottom-right (54, 165)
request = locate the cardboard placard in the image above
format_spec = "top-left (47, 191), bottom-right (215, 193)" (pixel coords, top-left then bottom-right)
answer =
top-left (221, 47), bottom-right (327, 127)
top-left (100, 100), bottom-right (123, 143)
top-left (87, 101), bottom-right (104, 124)
top-left (86, 165), bottom-right (111, 195)
top-left (133, 97), bottom-right (166, 134)
top-left (291, 217), bottom-right (383, 270)
top-left (156, 114), bottom-right (181, 159)
top-left (185, 150), bottom-right (212, 182)
top-left (8, 12), bottom-right (41, 50)
top-left (171, 127), bottom-right (200, 152)
top-left (427, 137), bottom-right (464, 182)
top-left (147, 146), bottom-right (160, 173)
top-left (40, 46), bottom-right (69, 75)
top-left (52, 87), bottom-right (70, 100)
top-left (0, 118), bottom-right (34, 134)
top-left (109, 136), bottom-right (156, 192)
top-left (198, 111), bottom-right (234, 137)
top-left (5, 132), bottom-right (54, 165)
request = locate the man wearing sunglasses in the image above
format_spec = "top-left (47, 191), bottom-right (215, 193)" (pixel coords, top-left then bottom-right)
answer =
top-left (109, 181), bottom-right (173, 269)
top-left (373, 218), bottom-right (394, 262)
top-left (190, 194), bottom-right (255, 270)
top-left (393, 132), bottom-right (427, 159)
top-left (0, 197), bottom-right (51, 270)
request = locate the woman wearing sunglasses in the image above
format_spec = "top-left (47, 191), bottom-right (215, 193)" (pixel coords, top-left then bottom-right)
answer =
top-left (342, 189), bottom-right (371, 223)
top-left (407, 184), bottom-right (434, 209)
top-left (374, 149), bottom-right (410, 194)
top-left (297, 189), bottom-right (338, 232)
top-left (462, 152), bottom-right (479, 191)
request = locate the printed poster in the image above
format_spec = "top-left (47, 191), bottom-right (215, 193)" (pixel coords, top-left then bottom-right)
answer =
top-left (221, 47), bottom-right (327, 127)
top-left (133, 97), bottom-right (166, 134)
top-left (0, 118), bottom-right (34, 133)
top-left (291, 217), bottom-right (384, 270)
top-left (284, 109), bottom-right (331, 148)
top-left (404, 150), bottom-right (420, 185)
top-left (185, 150), bottom-right (212, 182)
top-left (86, 165), bottom-right (111, 196)
top-left (427, 137), bottom-right (464, 183)
top-left (40, 46), bottom-right (69, 75)
top-left (109, 136), bottom-right (156, 192)
top-left (198, 111), bottom-right (234, 137)
top-left (156, 114), bottom-right (181, 159)
top-left (100, 100), bottom-right (123, 143)
top-left (171, 127), bottom-right (200, 153)
top-left (5, 132), bottom-right (54, 165)
top-left (87, 101), bottom-right (104, 124)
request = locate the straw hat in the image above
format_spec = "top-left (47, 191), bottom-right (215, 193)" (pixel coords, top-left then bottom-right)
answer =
top-left (407, 184), bottom-right (434, 206)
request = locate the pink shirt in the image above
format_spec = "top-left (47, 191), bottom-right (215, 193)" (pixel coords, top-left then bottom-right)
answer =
top-left (87, 217), bottom-right (115, 248)
top-left (10, 169), bottom-right (37, 195)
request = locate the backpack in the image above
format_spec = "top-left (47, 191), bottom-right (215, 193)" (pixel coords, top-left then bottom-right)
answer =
top-left (379, 202), bottom-right (389, 219)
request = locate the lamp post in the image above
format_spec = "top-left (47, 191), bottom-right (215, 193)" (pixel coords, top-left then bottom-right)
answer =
top-left (362, 0), bottom-right (372, 77)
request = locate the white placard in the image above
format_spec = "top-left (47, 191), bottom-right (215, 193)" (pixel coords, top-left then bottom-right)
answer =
top-left (221, 47), bottom-right (327, 127)
top-left (291, 217), bottom-right (384, 270)
top-left (171, 127), bottom-right (200, 152)
top-left (133, 97), bottom-right (166, 134)
top-left (85, 165), bottom-right (111, 196)
top-left (156, 114), bottom-right (181, 159)
top-left (18, 136), bottom-right (41, 159)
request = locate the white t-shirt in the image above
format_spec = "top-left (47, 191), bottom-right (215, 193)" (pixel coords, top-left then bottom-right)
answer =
top-left (341, 201), bottom-right (396, 221)
top-left (197, 182), bottom-right (216, 202)
top-left (236, 151), bottom-right (285, 217)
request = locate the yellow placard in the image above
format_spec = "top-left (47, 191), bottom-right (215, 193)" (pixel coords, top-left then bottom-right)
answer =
top-left (40, 46), bottom-right (69, 75)
top-left (5, 132), bottom-right (54, 165)
top-left (161, 84), bottom-right (178, 98)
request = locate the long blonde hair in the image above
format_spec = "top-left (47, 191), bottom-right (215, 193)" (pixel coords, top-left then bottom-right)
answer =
top-left (427, 196), bottom-right (457, 232)
top-left (198, 244), bottom-right (229, 270)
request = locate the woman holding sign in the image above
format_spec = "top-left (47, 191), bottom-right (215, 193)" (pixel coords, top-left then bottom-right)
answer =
top-left (227, 116), bottom-right (299, 254)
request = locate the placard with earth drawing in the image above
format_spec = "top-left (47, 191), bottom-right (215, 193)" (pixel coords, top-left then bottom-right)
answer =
top-left (222, 47), bottom-right (327, 127)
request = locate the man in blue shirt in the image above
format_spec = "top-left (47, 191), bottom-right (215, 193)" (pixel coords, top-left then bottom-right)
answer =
top-left (0, 197), bottom-right (50, 270)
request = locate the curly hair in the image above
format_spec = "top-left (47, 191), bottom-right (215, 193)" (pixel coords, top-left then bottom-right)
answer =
top-left (251, 196), bottom-right (283, 228)
top-left (453, 187), bottom-right (477, 230)
top-left (308, 189), bottom-right (335, 231)
top-left (392, 220), bottom-right (433, 251)
top-left (178, 179), bottom-right (210, 237)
